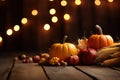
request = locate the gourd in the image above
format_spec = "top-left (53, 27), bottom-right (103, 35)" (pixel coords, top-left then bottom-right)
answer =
top-left (87, 25), bottom-right (114, 49)
top-left (49, 57), bottom-right (60, 65)
top-left (49, 36), bottom-right (79, 61)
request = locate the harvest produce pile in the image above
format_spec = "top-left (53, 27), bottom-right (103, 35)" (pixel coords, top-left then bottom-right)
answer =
top-left (14, 25), bottom-right (120, 67)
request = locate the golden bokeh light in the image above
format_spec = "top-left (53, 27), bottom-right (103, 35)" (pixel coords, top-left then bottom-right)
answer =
top-left (61, 0), bottom-right (67, 7)
top-left (95, 0), bottom-right (101, 6)
top-left (31, 9), bottom-right (38, 16)
top-left (0, 36), bottom-right (3, 43)
top-left (75, 0), bottom-right (81, 5)
top-left (64, 13), bottom-right (70, 20)
top-left (108, 0), bottom-right (113, 2)
top-left (6, 29), bottom-right (13, 36)
top-left (51, 16), bottom-right (58, 23)
top-left (21, 18), bottom-right (28, 24)
top-left (49, 0), bottom-right (54, 1)
top-left (44, 24), bottom-right (50, 31)
top-left (14, 25), bottom-right (20, 32)
top-left (49, 8), bottom-right (56, 15)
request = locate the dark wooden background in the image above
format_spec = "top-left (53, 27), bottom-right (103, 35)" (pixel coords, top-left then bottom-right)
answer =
top-left (0, 0), bottom-right (120, 52)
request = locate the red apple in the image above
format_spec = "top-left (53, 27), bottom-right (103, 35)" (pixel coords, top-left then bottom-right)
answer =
top-left (33, 55), bottom-right (40, 63)
top-left (68, 55), bottom-right (80, 65)
top-left (79, 48), bottom-right (97, 65)
top-left (22, 59), bottom-right (30, 63)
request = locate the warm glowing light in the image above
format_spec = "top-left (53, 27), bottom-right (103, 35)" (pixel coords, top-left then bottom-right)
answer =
top-left (49, 8), bottom-right (56, 15)
top-left (75, 0), bottom-right (81, 5)
top-left (51, 16), bottom-right (58, 23)
top-left (0, 36), bottom-right (3, 43)
top-left (95, 0), bottom-right (101, 6)
top-left (44, 24), bottom-right (50, 31)
top-left (31, 9), bottom-right (38, 16)
top-left (108, 0), bottom-right (113, 2)
top-left (6, 29), bottom-right (13, 36)
top-left (49, 0), bottom-right (54, 1)
top-left (21, 18), bottom-right (28, 24)
top-left (14, 25), bottom-right (20, 31)
top-left (64, 14), bottom-right (70, 20)
top-left (61, 0), bottom-right (67, 7)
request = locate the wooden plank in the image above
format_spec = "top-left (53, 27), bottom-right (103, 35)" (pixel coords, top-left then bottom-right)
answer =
top-left (111, 67), bottom-right (120, 71)
top-left (75, 66), bottom-right (120, 80)
top-left (9, 63), bottom-right (48, 80)
top-left (43, 66), bottom-right (93, 80)
top-left (0, 57), bottom-right (13, 80)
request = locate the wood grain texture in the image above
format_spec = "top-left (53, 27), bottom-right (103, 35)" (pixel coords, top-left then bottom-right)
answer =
top-left (9, 63), bottom-right (48, 80)
top-left (75, 66), bottom-right (120, 80)
top-left (0, 57), bottom-right (13, 80)
top-left (43, 66), bottom-right (93, 80)
top-left (111, 67), bottom-right (120, 71)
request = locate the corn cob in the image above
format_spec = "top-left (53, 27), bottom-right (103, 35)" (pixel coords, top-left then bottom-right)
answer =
top-left (110, 52), bottom-right (120, 58)
top-left (102, 42), bottom-right (120, 49)
top-left (95, 47), bottom-right (120, 62)
top-left (98, 47), bottom-right (120, 55)
top-left (100, 57), bottom-right (120, 67)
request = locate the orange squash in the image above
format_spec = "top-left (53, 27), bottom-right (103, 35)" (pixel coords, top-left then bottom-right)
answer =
top-left (87, 25), bottom-right (114, 49)
top-left (49, 36), bottom-right (79, 61)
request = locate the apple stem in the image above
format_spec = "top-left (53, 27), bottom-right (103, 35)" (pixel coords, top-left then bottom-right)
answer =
top-left (62, 35), bottom-right (68, 44)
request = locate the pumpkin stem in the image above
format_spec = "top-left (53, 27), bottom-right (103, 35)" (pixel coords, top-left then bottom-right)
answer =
top-left (95, 25), bottom-right (103, 35)
top-left (62, 35), bottom-right (68, 43)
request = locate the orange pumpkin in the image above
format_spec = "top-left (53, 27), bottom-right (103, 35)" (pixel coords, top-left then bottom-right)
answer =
top-left (87, 25), bottom-right (114, 49)
top-left (49, 36), bottom-right (79, 61)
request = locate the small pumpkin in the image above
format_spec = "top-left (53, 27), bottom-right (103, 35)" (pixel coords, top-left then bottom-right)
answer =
top-left (49, 36), bottom-right (79, 61)
top-left (40, 53), bottom-right (50, 59)
top-left (88, 25), bottom-right (114, 49)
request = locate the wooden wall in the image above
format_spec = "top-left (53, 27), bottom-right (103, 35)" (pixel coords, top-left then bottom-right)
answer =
top-left (0, 0), bottom-right (120, 52)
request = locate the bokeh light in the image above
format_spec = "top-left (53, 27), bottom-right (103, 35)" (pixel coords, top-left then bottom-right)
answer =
top-left (44, 24), bottom-right (50, 31)
top-left (6, 29), bottom-right (13, 36)
top-left (64, 13), bottom-right (70, 20)
top-left (21, 18), bottom-right (28, 24)
top-left (51, 16), bottom-right (58, 23)
top-left (0, 36), bottom-right (3, 43)
top-left (95, 0), bottom-right (101, 6)
top-left (49, 0), bottom-right (54, 1)
top-left (61, 0), bottom-right (67, 7)
top-left (14, 25), bottom-right (20, 32)
top-left (31, 9), bottom-right (38, 16)
top-left (108, 0), bottom-right (113, 3)
top-left (49, 8), bottom-right (56, 15)
top-left (75, 0), bottom-right (81, 5)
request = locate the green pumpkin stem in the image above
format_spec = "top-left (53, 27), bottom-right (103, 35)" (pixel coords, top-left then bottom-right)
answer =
top-left (62, 35), bottom-right (68, 43)
top-left (95, 25), bottom-right (103, 35)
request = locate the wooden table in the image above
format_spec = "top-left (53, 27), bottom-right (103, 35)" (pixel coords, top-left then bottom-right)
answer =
top-left (0, 53), bottom-right (120, 80)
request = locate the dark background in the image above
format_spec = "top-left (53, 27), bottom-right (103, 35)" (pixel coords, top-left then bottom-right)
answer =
top-left (0, 0), bottom-right (120, 52)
